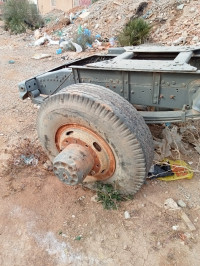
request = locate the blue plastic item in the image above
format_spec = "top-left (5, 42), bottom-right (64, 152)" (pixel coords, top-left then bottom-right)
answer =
top-left (56, 48), bottom-right (62, 55)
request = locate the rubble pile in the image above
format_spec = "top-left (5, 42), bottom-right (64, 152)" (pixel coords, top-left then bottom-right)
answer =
top-left (40, 0), bottom-right (200, 47)
top-left (149, 0), bottom-right (200, 46)
top-left (41, 0), bottom-right (149, 42)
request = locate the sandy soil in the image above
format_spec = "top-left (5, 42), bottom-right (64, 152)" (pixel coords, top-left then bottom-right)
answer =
top-left (0, 25), bottom-right (200, 266)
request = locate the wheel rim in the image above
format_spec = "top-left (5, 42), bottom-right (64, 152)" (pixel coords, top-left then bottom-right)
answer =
top-left (54, 124), bottom-right (116, 184)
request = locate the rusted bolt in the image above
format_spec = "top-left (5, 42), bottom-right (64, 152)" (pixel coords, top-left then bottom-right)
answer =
top-left (170, 95), bottom-right (175, 99)
top-left (160, 94), bottom-right (164, 99)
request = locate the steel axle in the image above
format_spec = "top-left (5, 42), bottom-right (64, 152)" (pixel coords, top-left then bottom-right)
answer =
top-left (53, 144), bottom-right (94, 185)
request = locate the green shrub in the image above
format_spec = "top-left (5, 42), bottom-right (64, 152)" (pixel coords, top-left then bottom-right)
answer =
top-left (3, 0), bottom-right (44, 34)
top-left (118, 18), bottom-right (151, 46)
top-left (96, 182), bottom-right (132, 210)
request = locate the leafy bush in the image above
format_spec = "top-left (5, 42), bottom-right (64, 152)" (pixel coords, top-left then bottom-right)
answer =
top-left (118, 18), bottom-right (151, 46)
top-left (3, 0), bottom-right (44, 34)
top-left (96, 182), bottom-right (132, 210)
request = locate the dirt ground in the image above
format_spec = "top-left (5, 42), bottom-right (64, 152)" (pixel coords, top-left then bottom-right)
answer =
top-left (1, 24), bottom-right (200, 266)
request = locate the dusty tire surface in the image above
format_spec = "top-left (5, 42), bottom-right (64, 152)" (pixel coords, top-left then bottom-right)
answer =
top-left (37, 83), bottom-right (154, 195)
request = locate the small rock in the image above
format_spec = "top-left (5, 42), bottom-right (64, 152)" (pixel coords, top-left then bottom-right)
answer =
top-left (172, 225), bottom-right (179, 231)
top-left (0, 133), bottom-right (4, 136)
top-left (43, 160), bottom-right (53, 171)
top-left (173, 36), bottom-right (186, 45)
top-left (189, 7), bottom-right (195, 13)
top-left (78, 196), bottom-right (85, 201)
top-left (114, 233), bottom-right (119, 239)
top-left (177, 4), bottom-right (184, 10)
top-left (123, 244), bottom-right (128, 250)
top-left (177, 200), bottom-right (186, 208)
top-left (193, 36), bottom-right (199, 42)
top-left (34, 29), bottom-right (42, 40)
top-left (72, 215), bottom-right (75, 218)
top-left (181, 211), bottom-right (196, 231)
top-left (164, 198), bottom-right (180, 210)
top-left (33, 104), bottom-right (40, 109)
top-left (157, 241), bottom-right (161, 247)
top-left (124, 211), bottom-right (131, 219)
top-left (32, 54), bottom-right (51, 60)
top-left (184, 232), bottom-right (192, 239)
top-left (91, 195), bottom-right (98, 203)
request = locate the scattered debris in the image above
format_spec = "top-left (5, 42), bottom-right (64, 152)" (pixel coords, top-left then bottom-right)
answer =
top-left (34, 29), bottom-right (42, 40)
top-left (79, 11), bottom-right (90, 19)
top-left (8, 60), bottom-right (15, 64)
top-left (32, 54), bottom-right (51, 60)
top-left (43, 160), bottom-right (53, 171)
top-left (172, 225), bottom-right (179, 231)
top-left (124, 211), bottom-right (131, 219)
top-left (148, 160), bottom-right (193, 181)
top-left (177, 4), bottom-right (185, 10)
top-left (181, 211), bottom-right (196, 231)
top-left (78, 196), bottom-right (85, 201)
top-left (154, 124), bottom-right (200, 161)
top-left (34, 35), bottom-right (49, 46)
top-left (56, 48), bottom-right (62, 54)
top-left (173, 36), bottom-right (186, 46)
top-left (164, 198), bottom-right (180, 210)
top-left (21, 154), bottom-right (38, 166)
top-left (90, 194), bottom-right (99, 203)
top-left (177, 200), bottom-right (186, 208)
top-left (148, 163), bottom-right (173, 179)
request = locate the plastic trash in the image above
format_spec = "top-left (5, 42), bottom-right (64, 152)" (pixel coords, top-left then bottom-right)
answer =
top-left (148, 159), bottom-right (193, 181)
top-left (84, 28), bottom-right (91, 37)
top-left (60, 40), bottom-right (82, 53)
top-left (71, 41), bottom-right (83, 53)
top-left (56, 48), bottom-right (62, 54)
top-left (94, 39), bottom-right (102, 46)
top-left (34, 35), bottom-right (48, 46)
top-left (86, 42), bottom-right (93, 48)
top-left (78, 25), bottom-right (83, 34)
top-left (109, 37), bottom-right (115, 46)
top-left (70, 13), bottom-right (74, 24)
top-left (95, 34), bottom-right (101, 39)
top-left (8, 60), bottom-right (15, 64)
top-left (48, 39), bottom-right (59, 45)
top-left (21, 155), bottom-right (38, 166)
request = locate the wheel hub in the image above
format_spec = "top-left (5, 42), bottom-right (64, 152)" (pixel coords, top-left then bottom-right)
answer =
top-left (54, 124), bottom-right (115, 185)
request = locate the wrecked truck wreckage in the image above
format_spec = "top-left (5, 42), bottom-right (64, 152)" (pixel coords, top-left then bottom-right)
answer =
top-left (18, 46), bottom-right (200, 195)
